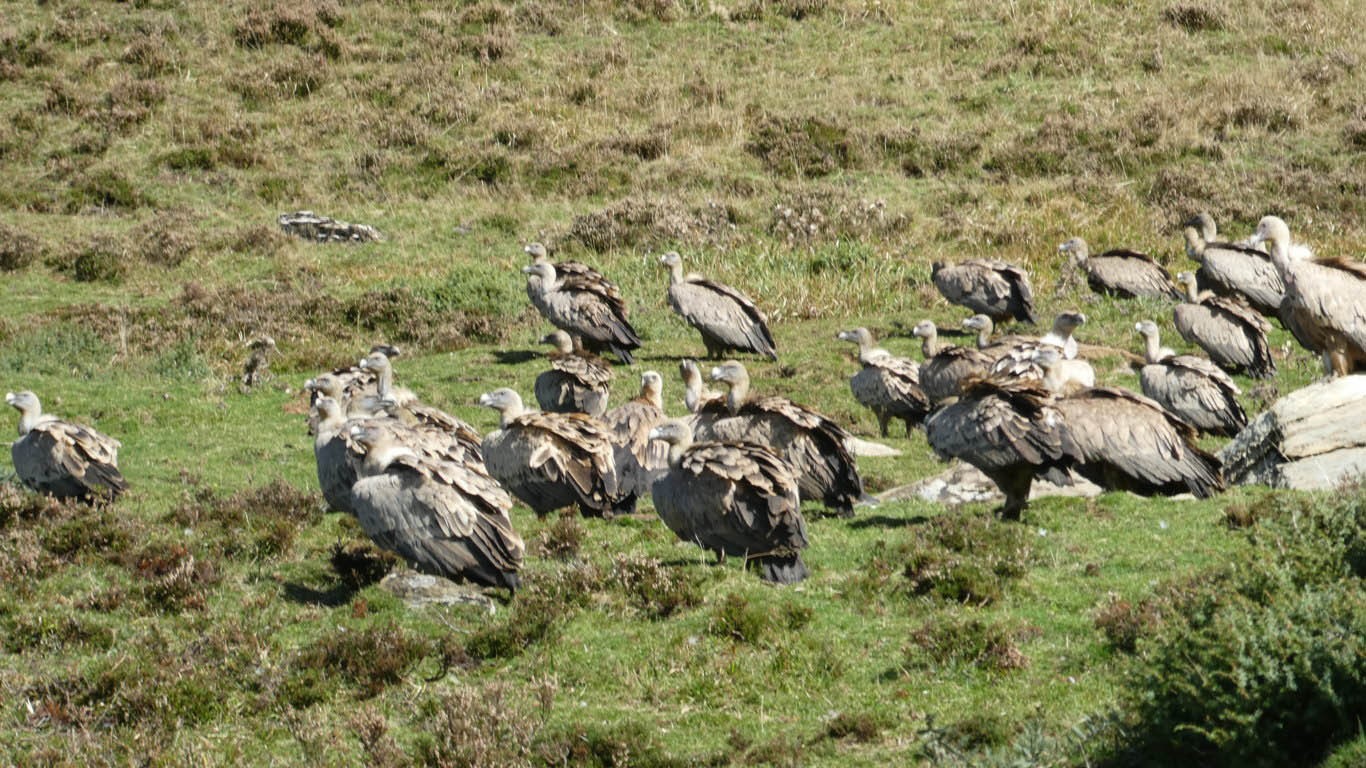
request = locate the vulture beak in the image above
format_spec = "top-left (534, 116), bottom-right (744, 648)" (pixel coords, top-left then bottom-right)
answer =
top-left (523, 245), bottom-right (533, 254)
top-left (647, 427), bottom-right (664, 440)
top-left (1134, 323), bottom-right (1144, 332)
top-left (1057, 243), bottom-right (1068, 253)
top-left (303, 378), bottom-right (317, 391)
top-left (1247, 230), bottom-right (1266, 246)
top-left (477, 393), bottom-right (494, 407)
top-left (709, 366), bottom-right (724, 381)
top-left (521, 265), bottom-right (536, 274)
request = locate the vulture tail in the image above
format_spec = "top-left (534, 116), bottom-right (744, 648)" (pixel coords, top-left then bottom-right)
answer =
top-left (755, 554), bottom-right (808, 585)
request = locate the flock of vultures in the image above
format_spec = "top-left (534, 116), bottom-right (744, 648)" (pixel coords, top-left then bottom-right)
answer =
top-left (7, 214), bottom-right (1366, 591)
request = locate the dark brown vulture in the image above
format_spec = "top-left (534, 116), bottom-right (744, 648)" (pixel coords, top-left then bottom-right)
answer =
top-left (911, 319), bottom-right (994, 405)
top-left (601, 370), bottom-right (670, 515)
top-left (931, 259), bottom-right (1038, 324)
top-left (534, 330), bottom-right (612, 417)
top-left (1173, 271), bottom-right (1275, 378)
top-left (1182, 213), bottom-right (1283, 316)
top-left (1059, 237), bottom-right (1180, 299)
top-left (648, 420), bottom-right (808, 584)
top-left (1134, 321), bottom-right (1246, 437)
top-left (524, 261), bottom-right (641, 364)
top-left (660, 251), bottom-right (777, 361)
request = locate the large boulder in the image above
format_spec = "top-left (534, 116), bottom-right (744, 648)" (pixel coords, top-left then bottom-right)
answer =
top-left (1219, 375), bottom-right (1366, 490)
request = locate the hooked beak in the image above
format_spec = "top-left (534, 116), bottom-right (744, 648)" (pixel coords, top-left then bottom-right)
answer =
top-left (477, 393), bottom-right (494, 407)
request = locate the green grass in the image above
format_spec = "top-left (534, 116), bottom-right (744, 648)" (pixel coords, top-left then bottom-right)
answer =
top-left (2, 0), bottom-right (1365, 764)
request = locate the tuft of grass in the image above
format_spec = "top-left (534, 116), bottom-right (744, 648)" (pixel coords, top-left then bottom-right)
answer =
top-left (0, 223), bottom-right (41, 271)
top-left (903, 616), bottom-right (1031, 672)
top-left (1093, 594), bottom-right (1161, 653)
top-left (708, 592), bottom-right (812, 644)
top-left (294, 619), bottom-right (435, 699)
top-left (608, 554), bottom-right (703, 619)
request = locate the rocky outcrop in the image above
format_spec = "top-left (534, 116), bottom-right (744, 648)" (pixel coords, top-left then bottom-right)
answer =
top-left (278, 211), bottom-right (383, 243)
top-left (1218, 375), bottom-right (1366, 490)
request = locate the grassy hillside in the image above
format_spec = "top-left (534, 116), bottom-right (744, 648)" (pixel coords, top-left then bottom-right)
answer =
top-left (1, 0), bottom-right (1364, 765)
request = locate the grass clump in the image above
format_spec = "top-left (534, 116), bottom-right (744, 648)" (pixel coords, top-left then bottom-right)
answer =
top-left (708, 592), bottom-right (812, 644)
top-left (0, 222), bottom-right (41, 271)
top-left (1093, 595), bottom-right (1161, 654)
top-left (903, 617), bottom-right (1031, 672)
top-left (608, 554), bottom-right (703, 619)
top-left (130, 541), bottom-right (220, 612)
top-left (331, 540), bottom-right (399, 590)
top-left (862, 513), bottom-right (1034, 607)
top-left (747, 114), bottom-right (857, 177)
top-left (294, 619), bottom-right (435, 699)
top-left (169, 481), bottom-right (319, 559)
top-left (465, 564), bottom-right (601, 661)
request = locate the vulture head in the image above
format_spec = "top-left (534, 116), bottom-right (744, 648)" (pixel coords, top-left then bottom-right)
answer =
top-left (1133, 320), bottom-right (1176, 363)
top-left (313, 396), bottom-right (343, 423)
top-left (1058, 237), bottom-right (1090, 264)
top-left (346, 423), bottom-right (412, 474)
top-left (1174, 271), bottom-right (1201, 300)
top-left (1134, 320), bottom-right (1160, 339)
top-left (1052, 311), bottom-right (1086, 335)
top-left (248, 336), bottom-right (277, 352)
top-left (522, 261), bottom-right (558, 286)
top-left (310, 396), bottom-right (345, 438)
top-left (479, 388), bottom-right (527, 426)
top-left (1248, 216), bottom-right (1294, 267)
top-left (524, 242), bottom-right (549, 262)
top-left (658, 251), bottom-right (683, 269)
top-left (679, 358), bottom-right (701, 387)
top-left (5, 390), bottom-right (40, 424)
top-left (962, 314), bottom-right (993, 332)
top-left (358, 350), bottom-right (392, 375)
top-left (540, 330), bottom-right (575, 355)
top-left (304, 373), bottom-right (343, 398)
top-left (369, 343), bottom-right (402, 359)
top-left (1183, 212), bottom-right (1217, 243)
top-left (910, 320), bottom-right (937, 340)
top-left (639, 370), bottom-right (664, 408)
top-left (647, 419), bottom-right (695, 464)
top-left (837, 327), bottom-right (875, 349)
top-left (709, 360), bottom-right (751, 412)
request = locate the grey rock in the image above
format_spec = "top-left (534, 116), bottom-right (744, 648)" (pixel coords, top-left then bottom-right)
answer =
top-left (379, 572), bottom-right (497, 614)
top-left (1219, 375), bottom-right (1366, 489)
top-left (877, 462), bottom-right (1102, 506)
top-left (278, 211), bottom-right (383, 243)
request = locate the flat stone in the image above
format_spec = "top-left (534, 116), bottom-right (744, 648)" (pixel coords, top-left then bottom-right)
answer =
top-left (278, 210), bottom-right (384, 243)
top-left (845, 436), bottom-right (902, 457)
top-left (877, 461), bottom-right (1102, 505)
top-left (380, 572), bottom-right (497, 614)
top-left (1219, 374), bottom-right (1366, 489)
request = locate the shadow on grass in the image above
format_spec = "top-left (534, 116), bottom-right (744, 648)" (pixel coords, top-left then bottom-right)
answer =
top-left (846, 514), bottom-right (931, 530)
top-left (492, 350), bottom-right (539, 365)
top-left (281, 580), bottom-right (358, 607)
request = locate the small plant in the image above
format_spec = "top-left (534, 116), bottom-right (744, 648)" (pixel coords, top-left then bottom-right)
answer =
top-left (331, 541), bottom-right (398, 590)
top-left (903, 617), bottom-right (1031, 672)
top-left (609, 554), bottom-right (702, 619)
top-left (0, 223), bottom-right (40, 271)
top-left (130, 541), bottom-right (220, 612)
top-left (1093, 594), bottom-right (1161, 653)
top-left (535, 515), bottom-right (585, 560)
top-left (294, 620), bottom-right (435, 698)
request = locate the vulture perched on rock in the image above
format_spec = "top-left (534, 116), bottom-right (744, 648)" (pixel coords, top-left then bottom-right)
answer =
top-left (1052, 386), bottom-right (1224, 499)
top-left (925, 376), bottom-right (1071, 520)
top-left (931, 259), bottom-right (1038, 324)
top-left (660, 251), bottom-right (777, 361)
top-left (478, 388), bottom-right (622, 517)
top-left (836, 327), bottom-right (929, 436)
top-left (912, 320), bottom-right (994, 405)
top-left (305, 344), bottom-right (402, 408)
top-left (707, 361), bottom-right (866, 517)
top-left (1182, 214), bottom-right (1283, 316)
top-left (1248, 215), bottom-right (1366, 376)
top-left (6, 391), bottom-right (127, 502)
top-left (648, 420), bottom-right (808, 584)
top-left (1173, 271), bottom-right (1275, 378)
top-left (1134, 321), bottom-right (1246, 437)
top-left (346, 423), bottom-right (523, 591)
top-left (927, 375), bottom-right (1224, 519)
top-left (1059, 237), bottom-right (1180, 299)
top-left (601, 371), bottom-right (670, 515)
top-left (534, 330), bottom-right (612, 417)
top-left (524, 261), bottom-right (641, 364)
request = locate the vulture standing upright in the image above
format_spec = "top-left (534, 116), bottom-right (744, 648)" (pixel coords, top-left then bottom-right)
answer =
top-left (1182, 213), bottom-right (1284, 316)
top-left (678, 358), bottom-right (725, 440)
top-left (1172, 271), bottom-right (1275, 378)
top-left (1133, 321), bottom-right (1247, 437)
top-left (1059, 237), bottom-right (1180, 299)
top-left (524, 261), bottom-right (642, 364)
top-left (912, 320), bottom-right (994, 405)
top-left (345, 423), bottom-right (524, 591)
top-left (478, 388), bottom-right (622, 517)
top-left (660, 251), bottom-right (778, 361)
top-left (601, 371), bottom-right (670, 515)
top-left (836, 327), bottom-right (930, 436)
top-left (648, 420), bottom-right (808, 584)
top-left (931, 259), bottom-right (1038, 324)
top-left (534, 330), bottom-right (612, 417)
top-left (1248, 215), bottom-right (1366, 376)
top-left (707, 361), bottom-right (865, 517)
top-left (6, 391), bottom-right (128, 502)
top-left (925, 376), bottom-right (1071, 520)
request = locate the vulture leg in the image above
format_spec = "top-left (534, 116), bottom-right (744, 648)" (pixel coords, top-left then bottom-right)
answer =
top-left (715, 550), bottom-right (727, 565)
top-left (996, 472), bottom-right (1033, 521)
top-left (877, 412), bottom-right (891, 438)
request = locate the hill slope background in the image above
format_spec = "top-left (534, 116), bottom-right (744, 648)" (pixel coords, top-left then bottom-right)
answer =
top-left (1, 1), bottom-right (1364, 765)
